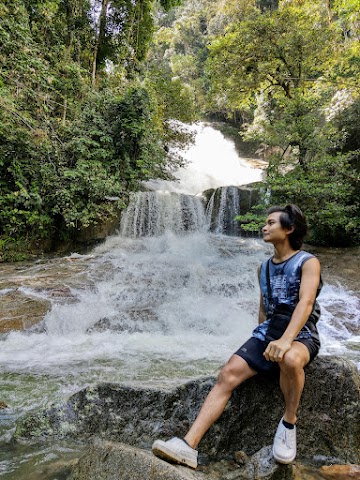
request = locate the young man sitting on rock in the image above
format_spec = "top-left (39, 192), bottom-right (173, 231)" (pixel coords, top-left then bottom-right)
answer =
top-left (152, 204), bottom-right (322, 469)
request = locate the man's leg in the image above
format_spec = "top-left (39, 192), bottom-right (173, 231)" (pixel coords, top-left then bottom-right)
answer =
top-left (185, 354), bottom-right (257, 449)
top-left (273, 341), bottom-right (310, 464)
top-left (152, 354), bottom-right (257, 468)
top-left (279, 341), bottom-right (310, 424)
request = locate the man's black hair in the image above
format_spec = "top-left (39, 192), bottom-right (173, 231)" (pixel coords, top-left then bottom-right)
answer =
top-left (267, 204), bottom-right (308, 250)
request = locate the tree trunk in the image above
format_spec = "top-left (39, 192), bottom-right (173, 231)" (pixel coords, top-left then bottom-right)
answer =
top-left (64, 0), bottom-right (85, 63)
top-left (325, 0), bottom-right (333, 24)
top-left (92, 0), bottom-right (109, 87)
top-left (63, 97), bottom-right (67, 125)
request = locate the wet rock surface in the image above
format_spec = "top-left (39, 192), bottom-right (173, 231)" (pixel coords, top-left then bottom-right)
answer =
top-left (0, 290), bottom-right (51, 333)
top-left (15, 357), bottom-right (360, 466)
top-left (69, 441), bottom-right (360, 480)
top-left (318, 464), bottom-right (360, 479)
top-left (311, 245), bottom-right (360, 295)
top-left (69, 441), bottom-right (207, 480)
top-left (0, 256), bottom-right (93, 333)
top-left (68, 441), bottom-right (293, 480)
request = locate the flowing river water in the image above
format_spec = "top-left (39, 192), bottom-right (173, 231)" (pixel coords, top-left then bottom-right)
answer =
top-left (0, 123), bottom-right (359, 479)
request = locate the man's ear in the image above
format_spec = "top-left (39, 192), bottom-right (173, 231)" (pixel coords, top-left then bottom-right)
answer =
top-left (286, 225), bottom-right (295, 235)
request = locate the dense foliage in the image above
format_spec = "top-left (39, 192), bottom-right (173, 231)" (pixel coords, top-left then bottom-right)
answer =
top-left (0, 0), bottom-right (195, 259)
top-left (149, 0), bottom-right (360, 246)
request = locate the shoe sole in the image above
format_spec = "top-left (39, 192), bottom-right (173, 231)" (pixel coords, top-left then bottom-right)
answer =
top-left (152, 443), bottom-right (197, 469)
top-left (272, 446), bottom-right (296, 464)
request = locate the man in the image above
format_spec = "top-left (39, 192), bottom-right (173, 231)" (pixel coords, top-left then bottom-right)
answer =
top-left (152, 204), bottom-right (322, 469)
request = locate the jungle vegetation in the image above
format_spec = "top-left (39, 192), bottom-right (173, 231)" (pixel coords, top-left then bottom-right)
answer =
top-left (0, 0), bottom-right (194, 259)
top-left (147, 0), bottom-right (360, 246)
top-left (0, 0), bottom-right (359, 260)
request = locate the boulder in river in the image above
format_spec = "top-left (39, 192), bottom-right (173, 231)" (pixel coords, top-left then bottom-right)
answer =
top-left (0, 290), bottom-right (51, 333)
top-left (69, 441), bottom-right (207, 480)
top-left (15, 356), bottom-right (360, 465)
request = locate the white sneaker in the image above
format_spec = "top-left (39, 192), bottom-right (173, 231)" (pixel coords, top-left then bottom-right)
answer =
top-left (152, 437), bottom-right (198, 469)
top-left (272, 418), bottom-right (297, 464)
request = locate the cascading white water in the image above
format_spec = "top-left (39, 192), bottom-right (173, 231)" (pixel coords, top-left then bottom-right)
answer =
top-left (120, 191), bottom-right (207, 237)
top-left (143, 123), bottom-right (263, 194)
top-left (206, 186), bottom-right (242, 235)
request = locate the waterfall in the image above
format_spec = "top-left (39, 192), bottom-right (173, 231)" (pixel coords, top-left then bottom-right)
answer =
top-left (206, 186), bottom-right (242, 236)
top-left (120, 191), bottom-right (207, 237)
top-left (120, 186), bottom-right (260, 238)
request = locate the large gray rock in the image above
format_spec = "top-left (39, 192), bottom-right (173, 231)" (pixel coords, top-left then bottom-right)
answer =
top-left (15, 357), bottom-right (360, 464)
top-left (69, 441), bottom-right (206, 480)
top-left (74, 208), bottom-right (121, 243)
top-left (69, 442), bottom-right (295, 480)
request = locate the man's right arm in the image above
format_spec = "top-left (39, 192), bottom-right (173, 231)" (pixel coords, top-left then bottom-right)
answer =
top-left (257, 266), bottom-right (266, 324)
top-left (258, 293), bottom-right (266, 324)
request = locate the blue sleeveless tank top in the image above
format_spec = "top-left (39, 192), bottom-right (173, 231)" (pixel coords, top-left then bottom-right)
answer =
top-left (253, 251), bottom-right (321, 341)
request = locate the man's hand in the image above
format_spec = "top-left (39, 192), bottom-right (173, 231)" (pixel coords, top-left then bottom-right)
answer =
top-left (263, 338), bottom-right (292, 362)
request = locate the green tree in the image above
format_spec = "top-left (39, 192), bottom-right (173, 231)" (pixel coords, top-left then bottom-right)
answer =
top-left (91, 0), bottom-right (184, 83)
top-left (0, 0), bottom-right (191, 259)
top-left (203, 0), bottom-right (360, 245)
top-left (207, 2), bottom-right (335, 106)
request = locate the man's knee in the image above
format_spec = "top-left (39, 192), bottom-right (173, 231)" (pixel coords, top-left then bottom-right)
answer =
top-left (280, 348), bottom-right (308, 371)
top-left (217, 364), bottom-right (240, 391)
top-left (216, 357), bottom-right (252, 391)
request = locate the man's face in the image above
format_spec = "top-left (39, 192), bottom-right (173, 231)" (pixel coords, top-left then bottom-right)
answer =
top-left (262, 212), bottom-right (289, 244)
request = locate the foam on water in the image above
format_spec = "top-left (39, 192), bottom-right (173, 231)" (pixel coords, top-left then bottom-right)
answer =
top-left (0, 234), bottom-right (265, 378)
top-left (317, 283), bottom-right (360, 368)
top-left (0, 289), bottom-right (12, 295)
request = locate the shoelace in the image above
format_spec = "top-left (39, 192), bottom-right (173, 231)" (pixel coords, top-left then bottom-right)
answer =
top-left (278, 430), bottom-right (293, 450)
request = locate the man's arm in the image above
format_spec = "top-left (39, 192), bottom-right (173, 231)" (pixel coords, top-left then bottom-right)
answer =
top-left (258, 266), bottom-right (267, 324)
top-left (263, 257), bottom-right (321, 362)
top-left (258, 293), bottom-right (266, 324)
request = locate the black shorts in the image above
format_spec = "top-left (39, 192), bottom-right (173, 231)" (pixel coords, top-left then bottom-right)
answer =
top-left (234, 336), bottom-right (320, 376)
